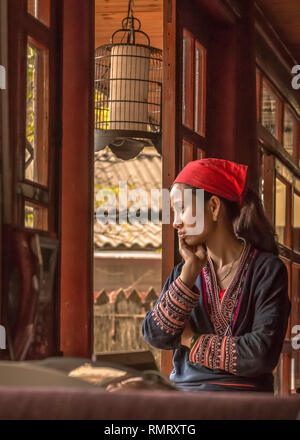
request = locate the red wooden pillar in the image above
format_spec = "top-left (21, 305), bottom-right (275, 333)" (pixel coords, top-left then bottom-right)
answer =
top-left (161, 0), bottom-right (177, 376)
top-left (60, 0), bottom-right (94, 357)
top-left (234, 0), bottom-right (258, 192)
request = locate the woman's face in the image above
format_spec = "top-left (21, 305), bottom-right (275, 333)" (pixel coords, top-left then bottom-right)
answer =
top-left (170, 183), bottom-right (218, 247)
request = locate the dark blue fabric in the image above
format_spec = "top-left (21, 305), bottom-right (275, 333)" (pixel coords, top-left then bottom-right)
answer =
top-left (142, 248), bottom-right (291, 393)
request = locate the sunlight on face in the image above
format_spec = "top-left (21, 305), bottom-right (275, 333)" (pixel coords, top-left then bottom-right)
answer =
top-left (170, 184), bottom-right (204, 235)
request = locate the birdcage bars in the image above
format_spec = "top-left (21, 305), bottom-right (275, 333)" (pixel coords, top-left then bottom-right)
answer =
top-left (94, 10), bottom-right (163, 155)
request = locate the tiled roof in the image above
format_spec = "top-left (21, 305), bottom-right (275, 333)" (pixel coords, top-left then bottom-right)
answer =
top-left (94, 287), bottom-right (159, 305)
top-left (94, 146), bottom-right (162, 251)
top-left (94, 221), bottom-right (162, 250)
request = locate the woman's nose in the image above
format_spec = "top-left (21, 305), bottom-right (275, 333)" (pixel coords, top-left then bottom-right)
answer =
top-left (173, 218), bottom-right (183, 230)
top-left (172, 207), bottom-right (183, 229)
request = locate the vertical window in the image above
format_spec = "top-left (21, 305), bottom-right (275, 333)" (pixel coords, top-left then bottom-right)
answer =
top-left (293, 190), bottom-right (300, 253)
top-left (261, 80), bottom-right (279, 140)
top-left (182, 139), bottom-right (194, 167)
top-left (27, 0), bottom-right (50, 27)
top-left (275, 177), bottom-right (287, 245)
top-left (256, 69), bottom-right (262, 122)
top-left (10, 0), bottom-right (61, 234)
top-left (182, 29), bottom-right (194, 130)
top-left (194, 41), bottom-right (206, 136)
top-left (9, 0), bottom-right (61, 361)
top-left (182, 29), bottom-right (206, 136)
top-left (283, 106), bottom-right (296, 158)
top-left (26, 38), bottom-right (49, 186)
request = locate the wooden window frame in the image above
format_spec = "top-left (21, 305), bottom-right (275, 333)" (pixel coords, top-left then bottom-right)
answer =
top-left (194, 40), bottom-right (206, 137)
top-left (8, 0), bottom-right (62, 235)
top-left (257, 68), bottom-right (300, 172)
top-left (28, 0), bottom-right (51, 27)
top-left (182, 29), bottom-right (195, 132)
top-left (178, 10), bottom-right (209, 165)
top-left (260, 76), bottom-right (281, 142)
top-left (275, 173), bottom-right (291, 249)
top-left (293, 188), bottom-right (300, 253)
top-left (283, 104), bottom-right (300, 165)
top-left (256, 68), bottom-right (262, 123)
top-left (25, 36), bottom-right (50, 188)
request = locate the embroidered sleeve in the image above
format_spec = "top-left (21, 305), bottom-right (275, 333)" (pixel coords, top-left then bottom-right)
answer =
top-left (189, 259), bottom-right (291, 377)
top-left (189, 334), bottom-right (239, 374)
top-left (151, 276), bottom-right (201, 336)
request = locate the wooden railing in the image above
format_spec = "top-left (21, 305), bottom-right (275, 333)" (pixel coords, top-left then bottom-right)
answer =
top-left (94, 288), bottom-right (161, 366)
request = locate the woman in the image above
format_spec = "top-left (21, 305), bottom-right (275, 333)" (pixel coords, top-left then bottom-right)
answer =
top-left (142, 158), bottom-right (291, 393)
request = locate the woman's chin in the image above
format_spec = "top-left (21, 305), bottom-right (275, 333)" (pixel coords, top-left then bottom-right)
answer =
top-left (184, 234), bottom-right (204, 246)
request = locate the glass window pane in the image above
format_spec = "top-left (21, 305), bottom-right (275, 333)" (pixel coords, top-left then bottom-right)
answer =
top-left (293, 191), bottom-right (300, 252)
top-left (275, 159), bottom-right (293, 184)
top-left (256, 70), bottom-right (261, 122)
top-left (26, 37), bottom-right (49, 186)
top-left (182, 29), bottom-right (194, 130)
top-left (27, 0), bottom-right (50, 27)
top-left (194, 41), bottom-right (206, 137)
top-left (275, 178), bottom-right (286, 245)
top-left (262, 81), bottom-right (279, 140)
top-left (182, 139), bottom-right (194, 167)
top-left (283, 107), bottom-right (296, 157)
top-left (25, 202), bottom-right (48, 231)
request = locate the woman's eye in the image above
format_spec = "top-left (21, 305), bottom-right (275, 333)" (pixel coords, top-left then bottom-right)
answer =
top-left (174, 206), bottom-right (183, 213)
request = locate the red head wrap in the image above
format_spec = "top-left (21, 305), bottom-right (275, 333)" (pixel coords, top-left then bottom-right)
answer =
top-left (173, 158), bottom-right (248, 208)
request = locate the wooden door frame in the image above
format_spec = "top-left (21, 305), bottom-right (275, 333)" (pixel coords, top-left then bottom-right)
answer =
top-left (3, 0), bottom-right (63, 357)
top-left (60, 0), bottom-right (95, 358)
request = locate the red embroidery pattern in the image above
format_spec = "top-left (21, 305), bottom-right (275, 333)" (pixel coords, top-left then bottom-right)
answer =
top-left (189, 333), bottom-right (238, 374)
top-left (188, 242), bottom-right (259, 374)
top-left (203, 242), bottom-right (256, 336)
top-left (152, 276), bottom-right (201, 336)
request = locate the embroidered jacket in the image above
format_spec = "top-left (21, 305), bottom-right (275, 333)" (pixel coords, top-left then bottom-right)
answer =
top-left (142, 242), bottom-right (291, 392)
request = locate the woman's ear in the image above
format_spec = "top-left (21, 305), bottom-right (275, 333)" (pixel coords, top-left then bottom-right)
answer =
top-left (209, 196), bottom-right (221, 222)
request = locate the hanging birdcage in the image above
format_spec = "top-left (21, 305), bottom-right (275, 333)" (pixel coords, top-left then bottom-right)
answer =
top-left (94, 2), bottom-right (163, 159)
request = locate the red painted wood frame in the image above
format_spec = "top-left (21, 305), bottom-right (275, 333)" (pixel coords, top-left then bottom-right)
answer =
top-left (7, 0), bottom-right (95, 358)
top-left (8, 0), bottom-right (62, 233)
top-left (7, 0), bottom-right (62, 355)
top-left (178, 2), bottom-right (209, 166)
top-left (60, 0), bottom-right (95, 357)
top-left (256, 67), bottom-right (300, 172)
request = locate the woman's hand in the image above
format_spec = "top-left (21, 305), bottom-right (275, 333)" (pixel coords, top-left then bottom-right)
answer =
top-left (178, 234), bottom-right (207, 268)
top-left (178, 235), bottom-right (208, 288)
top-left (181, 319), bottom-right (195, 349)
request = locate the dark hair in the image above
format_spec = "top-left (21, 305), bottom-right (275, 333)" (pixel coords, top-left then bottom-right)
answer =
top-left (171, 183), bottom-right (279, 255)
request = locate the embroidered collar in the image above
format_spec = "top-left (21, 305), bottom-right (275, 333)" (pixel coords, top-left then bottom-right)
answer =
top-left (202, 242), bottom-right (256, 336)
